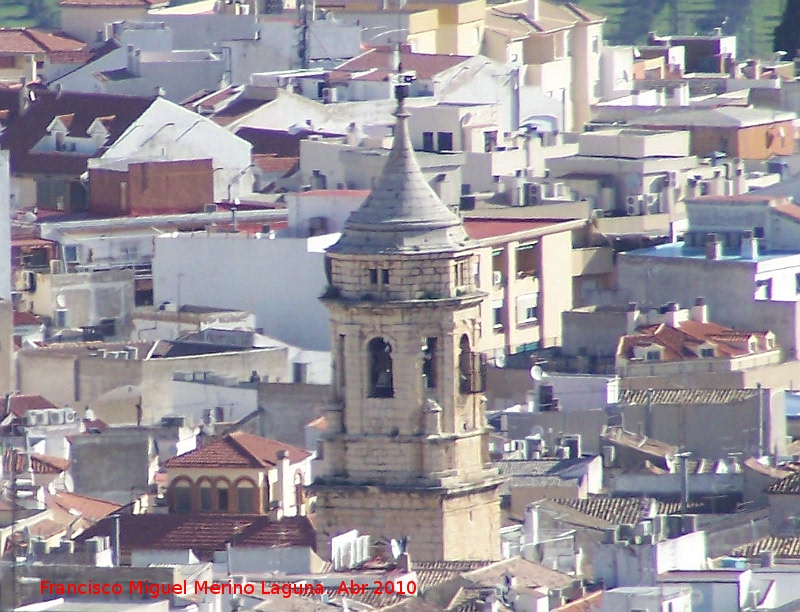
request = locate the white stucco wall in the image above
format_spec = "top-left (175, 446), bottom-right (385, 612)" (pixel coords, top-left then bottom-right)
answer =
top-left (0, 152), bottom-right (10, 300)
top-left (98, 98), bottom-right (254, 202)
top-left (153, 232), bottom-right (336, 350)
top-left (171, 378), bottom-right (258, 422)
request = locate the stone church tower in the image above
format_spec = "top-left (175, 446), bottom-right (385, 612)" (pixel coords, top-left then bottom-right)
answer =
top-left (312, 83), bottom-right (502, 562)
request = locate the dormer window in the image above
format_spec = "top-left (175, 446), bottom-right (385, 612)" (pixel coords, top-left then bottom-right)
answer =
top-left (646, 350), bottom-right (661, 362)
top-left (87, 115), bottom-right (114, 147)
top-left (700, 348), bottom-right (715, 358)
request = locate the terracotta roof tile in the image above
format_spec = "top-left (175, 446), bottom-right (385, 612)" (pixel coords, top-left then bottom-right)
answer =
top-left (13, 310), bottom-right (42, 326)
top-left (2, 449), bottom-right (70, 474)
top-left (732, 535), bottom-right (800, 558)
top-left (0, 90), bottom-right (155, 176)
top-left (620, 388), bottom-right (759, 405)
top-left (163, 432), bottom-right (311, 469)
top-left (3, 394), bottom-right (58, 418)
top-left (75, 514), bottom-right (316, 560)
top-left (252, 154), bottom-right (299, 175)
top-left (28, 518), bottom-right (66, 538)
top-left (59, 0), bottom-right (163, 6)
top-left (768, 472), bottom-right (800, 494)
top-left (618, 318), bottom-right (772, 364)
top-left (335, 47), bottom-right (470, 81)
top-left (47, 490), bottom-right (121, 521)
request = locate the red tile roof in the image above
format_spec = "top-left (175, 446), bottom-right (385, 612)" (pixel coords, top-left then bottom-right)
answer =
top-left (618, 318), bottom-right (773, 363)
top-left (163, 432), bottom-right (311, 470)
top-left (252, 154), bottom-right (299, 175)
top-left (2, 449), bottom-right (70, 474)
top-left (732, 535), bottom-right (800, 559)
top-left (768, 471), bottom-right (800, 495)
top-left (47, 490), bottom-right (122, 521)
top-left (3, 394), bottom-right (58, 418)
top-left (463, 218), bottom-right (573, 240)
top-left (0, 28), bottom-right (87, 55)
top-left (335, 47), bottom-right (470, 81)
top-left (59, 0), bottom-right (163, 6)
top-left (75, 514), bottom-right (316, 560)
top-left (13, 310), bottom-right (42, 326)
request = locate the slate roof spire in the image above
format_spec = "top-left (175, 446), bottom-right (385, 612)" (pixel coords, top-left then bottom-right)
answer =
top-left (329, 80), bottom-right (472, 255)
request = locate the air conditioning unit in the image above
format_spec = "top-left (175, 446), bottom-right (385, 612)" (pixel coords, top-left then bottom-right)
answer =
top-left (50, 260), bottom-right (64, 275)
top-left (524, 183), bottom-right (541, 206)
top-left (625, 195), bottom-right (642, 216)
top-left (64, 408), bottom-right (77, 423)
top-left (321, 87), bottom-right (337, 104)
top-left (25, 410), bottom-right (47, 427)
top-left (492, 271), bottom-right (503, 286)
top-left (203, 204), bottom-right (217, 213)
top-left (54, 308), bottom-right (69, 328)
top-left (48, 409), bottom-right (66, 425)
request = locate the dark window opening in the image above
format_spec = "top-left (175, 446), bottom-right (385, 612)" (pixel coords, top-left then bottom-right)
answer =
top-left (237, 483), bottom-right (255, 513)
top-left (422, 337), bottom-right (438, 389)
top-left (199, 483), bottom-right (213, 511)
top-left (173, 485), bottom-right (191, 513)
top-left (381, 268), bottom-right (390, 284)
top-left (459, 335), bottom-right (486, 394)
top-left (217, 484), bottom-right (229, 512)
top-left (437, 131), bottom-right (454, 152)
top-left (484, 130), bottom-right (498, 152)
top-left (422, 131), bottom-right (434, 152)
top-left (369, 268), bottom-right (378, 284)
top-left (368, 337), bottom-right (394, 398)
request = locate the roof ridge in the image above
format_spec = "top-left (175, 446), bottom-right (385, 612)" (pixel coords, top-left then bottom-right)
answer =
top-left (224, 432), bottom-right (271, 468)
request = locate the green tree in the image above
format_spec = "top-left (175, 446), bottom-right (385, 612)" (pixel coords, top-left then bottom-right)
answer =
top-left (775, 0), bottom-right (800, 59)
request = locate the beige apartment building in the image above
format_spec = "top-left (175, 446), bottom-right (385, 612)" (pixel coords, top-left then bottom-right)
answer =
top-left (318, 0), bottom-right (486, 56)
top-left (463, 217), bottom-right (583, 359)
top-left (482, 0), bottom-right (605, 132)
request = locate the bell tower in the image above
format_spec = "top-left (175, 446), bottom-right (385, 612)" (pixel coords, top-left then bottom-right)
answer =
top-left (312, 79), bottom-right (501, 562)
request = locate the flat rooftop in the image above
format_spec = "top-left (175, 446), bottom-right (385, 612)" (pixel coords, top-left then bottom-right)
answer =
top-left (463, 218), bottom-right (580, 240)
top-left (624, 242), bottom-right (800, 262)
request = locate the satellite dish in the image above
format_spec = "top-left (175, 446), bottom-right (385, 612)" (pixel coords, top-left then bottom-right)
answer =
top-left (22, 211), bottom-right (37, 223)
top-left (55, 294), bottom-right (67, 308)
top-left (531, 425), bottom-right (545, 438)
top-left (495, 352), bottom-right (507, 368)
top-left (530, 365), bottom-right (543, 381)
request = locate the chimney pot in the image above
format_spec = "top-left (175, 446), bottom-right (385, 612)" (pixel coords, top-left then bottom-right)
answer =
top-left (705, 233), bottom-right (722, 260)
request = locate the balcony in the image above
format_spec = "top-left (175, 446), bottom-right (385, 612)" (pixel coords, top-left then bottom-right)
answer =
top-left (572, 247), bottom-right (614, 277)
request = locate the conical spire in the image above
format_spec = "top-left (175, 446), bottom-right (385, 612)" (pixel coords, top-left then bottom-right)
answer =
top-left (329, 88), bottom-right (472, 255)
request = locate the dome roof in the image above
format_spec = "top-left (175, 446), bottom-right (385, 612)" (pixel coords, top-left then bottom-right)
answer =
top-left (329, 95), bottom-right (473, 255)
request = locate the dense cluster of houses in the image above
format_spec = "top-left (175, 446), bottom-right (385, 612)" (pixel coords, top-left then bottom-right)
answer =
top-left (4, 0), bottom-right (800, 610)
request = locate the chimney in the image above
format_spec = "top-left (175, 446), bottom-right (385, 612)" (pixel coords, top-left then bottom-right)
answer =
top-left (741, 229), bottom-right (759, 260)
top-left (662, 301), bottom-right (680, 326)
top-left (732, 158), bottom-right (746, 194)
top-left (276, 449), bottom-right (290, 516)
top-left (24, 54), bottom-right (36, 84)
top-left (705, 234), bottom-right (722, 260)
top-left (690, 297), bottom-right (708, 323)
top-left (625, 302), bottom-right (639, 334)
top-left (527, 0), bottom-right (539, 21)
top-left (127, 46), bottom-right (141, 78)
top-left (397, 551), bottom-right (412, 573)
top-left (509, 66), bottom-right (521, 132)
